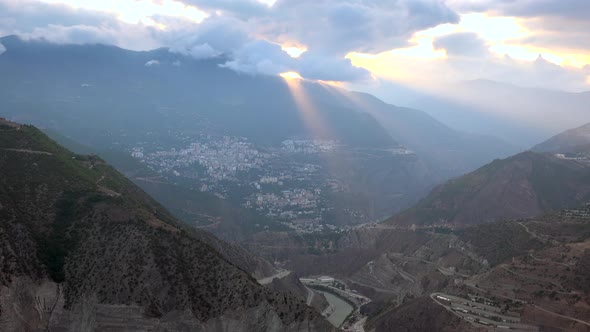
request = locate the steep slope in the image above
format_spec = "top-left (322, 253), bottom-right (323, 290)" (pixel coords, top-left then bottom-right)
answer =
top-left (385, 151), bottom-right (590, 227)
top-left (533, 122), bottom-right (590, 153)
top-left (0, 120), bottom-right (332, 331)
top-left (42, 128), bottom-right (287, 244)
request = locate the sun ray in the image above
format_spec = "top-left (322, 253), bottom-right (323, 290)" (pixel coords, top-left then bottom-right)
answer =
top-left (280, 73), bottom-right (330, 141)
top-left (280, 71), bottom-right (303, 80)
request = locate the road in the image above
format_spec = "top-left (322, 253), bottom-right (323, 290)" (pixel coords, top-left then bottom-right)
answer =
top-left (304, 286), bottom-right (315, 305)
top-left (1, 148), bottom-right (53, 155)
top-left (96, 175), bottom-right (121, 197)
top-left (257, 269), bottom-right (291, 285)
top-left (529, 253), bottom-right (573, 268)
top-left (532, 305), bottom-right (590, 328)
top-left (518, 222), bottom-right (559, 245)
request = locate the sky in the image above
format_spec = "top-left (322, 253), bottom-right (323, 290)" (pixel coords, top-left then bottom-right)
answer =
top-left (1, 0), bottom-right (589, 92)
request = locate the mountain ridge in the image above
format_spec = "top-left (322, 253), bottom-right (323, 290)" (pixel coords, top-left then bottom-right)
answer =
top-left (533, 122), bottom-right (590, 153)
top-left (384, 150), bottom-right (590, 227)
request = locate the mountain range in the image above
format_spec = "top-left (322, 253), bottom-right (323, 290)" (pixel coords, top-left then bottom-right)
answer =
top-left (376, 79), bottom-right (590, 148)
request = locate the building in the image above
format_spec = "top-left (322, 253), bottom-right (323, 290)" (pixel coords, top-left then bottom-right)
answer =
top-left (318, 276), bottom-right (335, 283)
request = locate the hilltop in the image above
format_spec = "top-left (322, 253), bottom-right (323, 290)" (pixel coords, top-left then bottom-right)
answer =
top-left (385, 151), bottom-right (590, 227)
top-left (533, 122), bottom-right (590, 153)
top-left (0, 122), bottom-right (332, 331)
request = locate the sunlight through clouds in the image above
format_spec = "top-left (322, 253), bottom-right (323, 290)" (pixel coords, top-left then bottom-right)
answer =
top-left (282, 46), bottom-right (307, 58)
top-left (4, 0), bottom-right (589, 89)
top-left (459, 13), bottom-right (526, 42)
top-left (280, 71), bottom-right (303, 80)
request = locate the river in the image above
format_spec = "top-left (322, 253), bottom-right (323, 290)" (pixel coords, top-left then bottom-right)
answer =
top-left (316, 290), bottom-right (354, 327)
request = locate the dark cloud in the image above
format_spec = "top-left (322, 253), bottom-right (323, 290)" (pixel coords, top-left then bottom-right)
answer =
top-left (434, 32), bottom-right (489, 57)
top-left (260, 0), bottom-right (460, 55)
top-left (517, 16), bottom-right (590, 50)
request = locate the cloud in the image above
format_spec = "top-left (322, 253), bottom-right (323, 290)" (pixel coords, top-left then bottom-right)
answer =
top-left (145, 59), bottom-right (160, 67)
top-left (351, 48), bottom-right (590, 92)
top-left (164, 13), bottom-right (371, 81)
top-left (0, 0), bottom-right (162, 50)
top-left (0, 0), bottom-right (461, 82)
top-left (218, 39), bottom-right (372, 82)
top-left (1, 0), bottom-right (587, 88)
top-left (296, 53), bottom-right (371, 82)
top-left (167, 16), bottom-right (249, 57)
top-left (450, 0), bottom-right (590, 21)
top-left (256, 0), bottom-right (460, 55)
top-left (220, 39), bottom-right (291, 76)
top-left (17, 23), bottom-right (162, 50)
top-left (433, 32), bottom-right (489, 57)
top-left (448, 0), bottom-right (590, 58)
top-left (184, 0), bottom-right (270, 19)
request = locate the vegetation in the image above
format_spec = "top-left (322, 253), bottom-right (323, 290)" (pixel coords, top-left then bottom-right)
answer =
top-left (0, 123), bottom-right (329, 329)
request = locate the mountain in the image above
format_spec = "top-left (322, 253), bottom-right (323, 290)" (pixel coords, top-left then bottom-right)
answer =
top-left (385, 151), bottom-right (590, 227)
top-left (367, 209), bottom-right (590, 331)
top-left (0, 36), bottom-right (517, 228)
top-left (376, 79), bottom-right (590, 148)
top-left (0, 119), bottom-right (332, 331)
top-left (533, 122), bottom-right (590, 153)
top-left (338, 90), bottom-right (516, 177)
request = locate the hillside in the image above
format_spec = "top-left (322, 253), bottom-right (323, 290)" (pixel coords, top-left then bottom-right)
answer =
top-left (0, 120), bottom-right (332, 331)
top-left (246, 204), bottom-right (590, 331)
top-left (385, 151), bottom-right (590, 227)
top-left (533, 122), bottom-right (590, 153)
